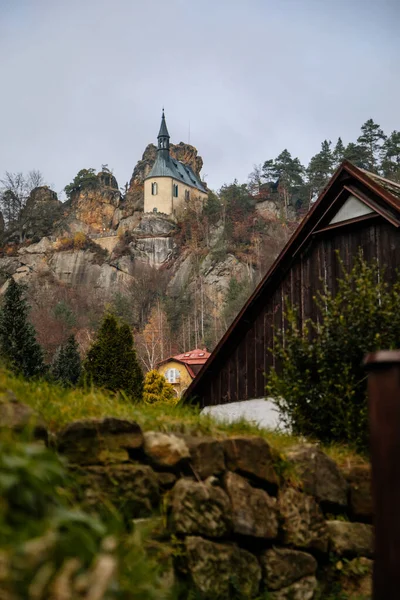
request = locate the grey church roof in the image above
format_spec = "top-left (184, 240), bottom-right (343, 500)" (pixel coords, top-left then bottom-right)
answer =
top-left (146, 112), bottom-right (207, 194)
top-left (147, 153), bottom-right (207, 193)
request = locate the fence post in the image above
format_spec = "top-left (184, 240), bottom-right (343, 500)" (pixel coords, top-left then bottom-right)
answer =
top-left (364, 350), bottom-right (400, 599)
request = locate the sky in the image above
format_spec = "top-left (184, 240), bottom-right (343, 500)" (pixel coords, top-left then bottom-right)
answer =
top-left (1, 0), bottom-right (399, 198)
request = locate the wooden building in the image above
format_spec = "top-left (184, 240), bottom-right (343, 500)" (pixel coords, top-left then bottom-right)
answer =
top-left (185, 161), bottom-right (400, 407)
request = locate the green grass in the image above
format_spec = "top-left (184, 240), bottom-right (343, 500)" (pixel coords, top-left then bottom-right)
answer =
top-left (0, 369), bottom-right (366, 467)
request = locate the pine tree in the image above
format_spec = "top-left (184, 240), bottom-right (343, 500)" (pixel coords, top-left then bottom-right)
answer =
top-left (262, 150), bottom-right (305, 214)
top-left (83, 314), bottom-right (143, 400)
top-left (357, 119), bottom-right (386, 172)
top-left (333, 137), bottom-right (345, 167)
top-left (52, 335), bottom-right (81, 386)
top-left (143, 370), bottom-right (177, 405)
top-left (343, 142), bottom-right (369, 169)
top-left (380, 131), bottom-right (400, 182)
top-left (307, 140), bottom-right (334, 199)
top-left (0, 278), bottom-right (44, 378)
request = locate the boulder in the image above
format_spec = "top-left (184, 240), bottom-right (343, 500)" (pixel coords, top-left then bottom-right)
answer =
top-left (24, 237), bottom-right (54, 254)
top-left (267, 575), bottom-right (318, 600)
top-left (222, 436), bottom-right (278, 488)
top-left (168, 478), bottom-right (231, 537)
top-left (185, 536), bottom-right (261, 599)
top-left (287, 444), bottom-right (348, 509)
top-left (342, 464), bottom-right (373, 522)
top-left (184, 435), bottom-right (225, 479)
top-left (79, 463), bottom-right (159, 518)
top-left (57, 418), bottom-right (143, 465)
top-left (0, 391), bottom-right (47, 442)
top-left (279, 487), bottom-right (329, 553)
top-left (143, 431), bottom-right (190, 468)
top-left (224, 471), bottom-right (278, 539)
top-left (327, 520), bottom-right (374, 558)
top-left (260, 547), bottom-right (317, 590)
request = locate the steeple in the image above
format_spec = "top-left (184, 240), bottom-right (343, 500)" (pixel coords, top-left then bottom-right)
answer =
top-left (157, 109), bottom-right (170, 155)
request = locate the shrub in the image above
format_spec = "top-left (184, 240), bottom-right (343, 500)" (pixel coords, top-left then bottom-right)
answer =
top-left (143, 370), bottom-right (177, 405)
top-left (267, 254), bottom-right (400, 452)
top-left (83, 314), bottom-right (143, 400)
top-left (73, 231), bottom-right (87, 249)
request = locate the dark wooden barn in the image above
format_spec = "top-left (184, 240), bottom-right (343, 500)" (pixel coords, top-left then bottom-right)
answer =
top-left (186, 161), bottom-right (400, 407)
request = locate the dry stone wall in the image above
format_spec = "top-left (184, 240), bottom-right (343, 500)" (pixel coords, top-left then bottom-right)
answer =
top-left (52, 418), bottom-right (374, 600)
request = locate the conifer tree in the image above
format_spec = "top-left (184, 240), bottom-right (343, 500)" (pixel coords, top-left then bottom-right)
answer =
top-left (381, 131), bottom-right (400, 182)
top-left (0, 278), bottom-right (44, 378)
top-left (52, 335), bottom-right (81, 386)
top-left (333, 137), bottom-right (345, 167)
top-left (306, 140), bottom-right (334, 199)
top-left (357, 119), bottom-right (386, 172)
top-left (83, 313), bottom-right (143, 400)
top-left (143, 370), bottom-right (177, 405)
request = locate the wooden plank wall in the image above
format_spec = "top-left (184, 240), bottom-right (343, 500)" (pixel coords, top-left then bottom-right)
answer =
top-left (200, 219), bottom-right (400, 407)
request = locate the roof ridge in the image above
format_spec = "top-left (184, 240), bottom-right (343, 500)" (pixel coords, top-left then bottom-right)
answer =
top-left (360, 169), bottom-right (400, 190)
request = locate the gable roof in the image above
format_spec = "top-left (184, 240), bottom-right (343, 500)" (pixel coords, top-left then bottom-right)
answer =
top-left (185, 161), bottom-right (400, 402)
top-left (157, 348), bottom-right (210, 368)
top-left (146, 153), bottom-right (207, 193)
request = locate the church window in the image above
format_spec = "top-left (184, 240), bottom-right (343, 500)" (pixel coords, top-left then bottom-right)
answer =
top-left (165, 368), bottom-right (180, 383)
top-left (173, 184), bottom-right (178, 197)
top-left (151, 182), bottom-right (158, 195)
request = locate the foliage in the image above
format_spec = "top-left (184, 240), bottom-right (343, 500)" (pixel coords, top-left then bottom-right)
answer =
top-left (0, 278), bottom-right (45, 378)
top-left (51, 335), bottom-right (82, 386)
top-left (83, 313), bottom-right (144, 400)
top-left (222, 276), bottom-right (254, 328)
top-left (143, 369), bottom-right (177, 405)
top-left (267, 255), bottom-right (400, 452)
top-left (64, 168), bottom-right (99, 200)
top-left (0, 432), bottom-right (178, 599)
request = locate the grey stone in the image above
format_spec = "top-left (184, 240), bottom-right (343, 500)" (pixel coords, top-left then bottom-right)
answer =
top-left (185, 536), bottom-right (261, 599)
top-left (79, 463), bottom-right (159, 518)
top-left (268, 575), bottom-right (318, 600)
top-left (327, 520), bottom-right (374, 558)
top-left (143, 431), bottom-right (190, 467)
top-left (183, 435), bottom-right (225, 479)
top-left (342, 464), bottom-right (373, 522)
top-left (222, 436), bottom-right (278, 487)
top-left (279, 487), bottom-right (329, 553)
top-left (224, 471), bottom-right (278, 539)
top-left (287, 444), bottom-right (348, 509)
top-left (261, 547), bottom-right (317, 590)
top-left (168, 478), bottom-right (231, 537)
top-left (57, 418), bottom-right (143, 465)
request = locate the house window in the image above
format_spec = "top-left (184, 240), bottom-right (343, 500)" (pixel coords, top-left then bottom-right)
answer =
top-left (173, 184), bottom-right (178, 197)
top-left (153, 207), bottom-right (158, 213)
top-left (185, 189), bottom-right (190, 201)
top-left (165, 368), bottom-right (180, 383)
top-left (151, 182), bottom-right (158, 195)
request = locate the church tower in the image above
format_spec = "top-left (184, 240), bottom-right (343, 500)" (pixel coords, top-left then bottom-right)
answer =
top-left (144, 111), bottom-right (207, 216)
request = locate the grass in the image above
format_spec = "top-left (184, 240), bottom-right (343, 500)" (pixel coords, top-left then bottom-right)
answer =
top-left (0, 369), bottom-right (366, 467)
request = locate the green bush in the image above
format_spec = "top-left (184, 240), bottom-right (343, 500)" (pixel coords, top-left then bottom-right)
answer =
top-left (267, 254), bottom-right (400, 451)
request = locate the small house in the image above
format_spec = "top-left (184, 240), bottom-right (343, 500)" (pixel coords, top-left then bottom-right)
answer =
top-left (157, 349), bottom-right (211, 396)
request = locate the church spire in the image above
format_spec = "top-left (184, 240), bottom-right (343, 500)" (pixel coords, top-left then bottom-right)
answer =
top-left (157, 109), bottom-right (170, 153)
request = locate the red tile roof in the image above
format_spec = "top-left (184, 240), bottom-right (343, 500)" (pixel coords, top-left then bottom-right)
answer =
top-left (157, 348), bottom-right (211, 369)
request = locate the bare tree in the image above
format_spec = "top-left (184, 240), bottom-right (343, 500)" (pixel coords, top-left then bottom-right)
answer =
top-left (0, 170), bottom-right (48, 242)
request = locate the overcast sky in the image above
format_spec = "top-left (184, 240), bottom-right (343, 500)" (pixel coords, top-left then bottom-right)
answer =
top-left (1, 0), bottom-right (399, 198)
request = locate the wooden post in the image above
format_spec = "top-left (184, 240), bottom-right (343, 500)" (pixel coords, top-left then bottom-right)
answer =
top-left (364, 350), bottom-right (400, 599)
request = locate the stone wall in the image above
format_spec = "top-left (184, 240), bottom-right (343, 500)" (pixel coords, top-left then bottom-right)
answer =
top-left (55, 418), bottom-right (374, 600)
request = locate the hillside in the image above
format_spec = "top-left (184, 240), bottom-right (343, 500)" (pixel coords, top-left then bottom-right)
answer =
top-left (0, 144), bottom-right (296, 366)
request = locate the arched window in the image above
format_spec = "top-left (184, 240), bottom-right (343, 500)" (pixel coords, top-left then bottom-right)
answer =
top-left (165, 368), bottom-right (180, 383)
top-left (173, 184), bottom-right (178, 197)
top-left (153, 207), bottom-right (158, 213)
top-left (151, 182), bottom-right (158, 195)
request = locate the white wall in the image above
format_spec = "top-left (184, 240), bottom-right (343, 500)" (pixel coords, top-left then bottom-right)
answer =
top-left (201, 398), bottom-right (287, 431)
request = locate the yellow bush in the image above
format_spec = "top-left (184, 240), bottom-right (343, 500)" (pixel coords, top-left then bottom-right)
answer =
top-left (56, 237), bottom-right (74, 251)
top-left (143, 370), bottom-right (177, 405)
top-left (73, 231), bottom-right (87, 249)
